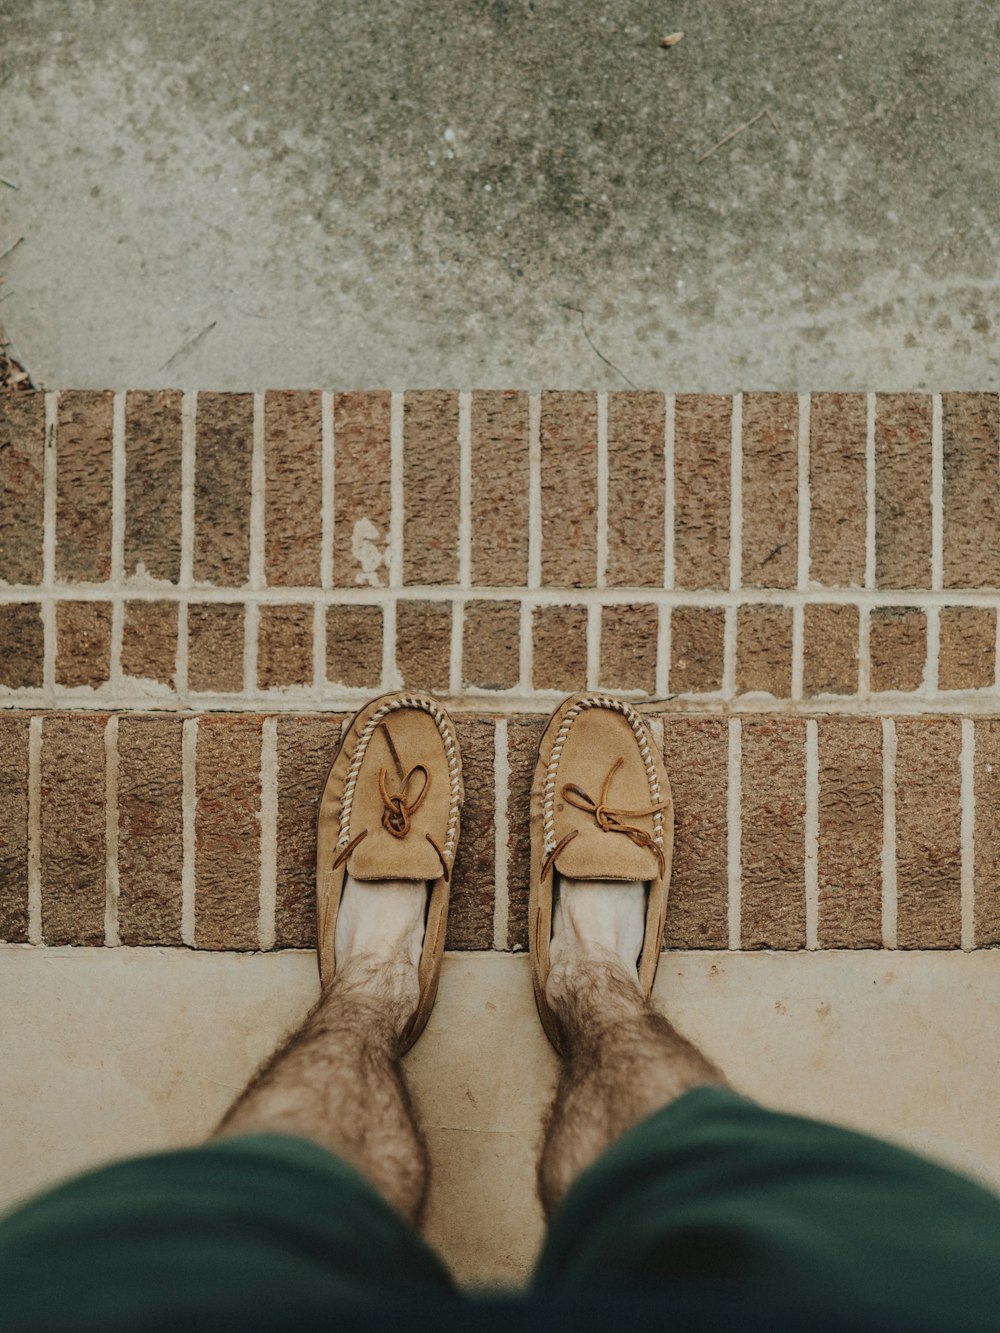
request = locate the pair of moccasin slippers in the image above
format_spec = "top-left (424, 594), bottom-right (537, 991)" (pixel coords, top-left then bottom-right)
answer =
top-left (316, 692), bottom-right (674, 1055)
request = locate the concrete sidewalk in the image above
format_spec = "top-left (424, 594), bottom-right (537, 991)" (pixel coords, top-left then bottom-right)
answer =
top-left (2, 0), bottom-right (1000, 390)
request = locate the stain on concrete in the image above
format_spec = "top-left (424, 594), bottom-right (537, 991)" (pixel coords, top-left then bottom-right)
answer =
top-left (2, 0), bottom-right (999, 387)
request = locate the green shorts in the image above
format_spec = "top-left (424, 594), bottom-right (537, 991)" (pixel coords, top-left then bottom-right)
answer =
top-left (3, 1088), bottom-right (1000, 1332)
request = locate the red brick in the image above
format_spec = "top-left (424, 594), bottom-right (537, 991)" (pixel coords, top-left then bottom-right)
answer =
top-left (195, 716), bottom-right (261, 950)
top-left (117, 717), bottom-right (183, 945)
top-left (276, 716), bottom-right (344, 949)
top-left (938, 607), bottom-right (996, 691)
top-left (121, 601), bottom-right (178, 686)
top-left (817, 720), bottom-right (882, 948)
top-left (194, 393), bottom-right (253, 585)
top-left (0, 716), bottom-right (29, 942)
top-left (942, 393), bottom-right (1000, 588)
top-left (333, 392), bottom-right (391, 590)
top-left (0, 392), bottom-right (45, 585)
top-left (258, 603), bottom-right (313, 689)
top-left (265, 390), bottom-right (322, 586)
top-left (875, 394), bottom-right (932, 588)
top-left (533, 605), bottom-right (588, 692)
top-left (741, 719), bottom-right (806, 949)
top-left (56, 601), bottom-right (111, 688)
top-left (395, 601), bottom-right (451, 692)
top-left (742, 393), bottom-right (798, 589)
top-left (124, 390), bottom-right (182, 582)
top-left (606, 392), bottom-right (665, 587)
top-left (506, 716), bottom-right (546, 952)
top-left (463, 601), bottom-right (520, 690)
top-left (600, 603), bottom-right (658, 694)
top-left (471, 391), bottom-right (529, 586)
top-left (809, 393), bottom-right (867, 588)
top-left (188, 604), bottom-right (245, 693)
top-left (326, 604), bottom-right (383, 689)
top-left (0, 603), bottom-right (43, 688)
top-left (736, 605), bottom-right (792, 697)
top-left (670, 607), bottom-right (725, 694)
top-left (448, 718), bottom-right (495, 949)
top-left (540, 392), bottom-right (598, 588)
top-left (870, 608), bottom-right (926, 692)
top-left (895, 719), bottom-right (961, 948)
top-left (40, 715), bottom-right (107, 945)
top-left (974, 721), bottom-right (1000, 946)
top-left (661, 717), bottom-right (728, 948)
top-left (403, 391), bottom-right (459, 585)
top-left (803, 604), bottom-right (858, 696)
top-left (56, 390), bottom-right (113, 582)
top-left (673, 395), bottom-right (731, 589)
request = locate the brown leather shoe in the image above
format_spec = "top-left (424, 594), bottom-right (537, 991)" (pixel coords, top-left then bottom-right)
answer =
top-left (316, 692), bottom-right (464, 1052)
top-left (529, 693), bottom-right (674, 1053)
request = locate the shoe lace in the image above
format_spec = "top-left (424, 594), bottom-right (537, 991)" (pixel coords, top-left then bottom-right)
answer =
top-left (378, 764), bottom-right (430, 838)
top-left (542, 757), bottom-right (667, 879)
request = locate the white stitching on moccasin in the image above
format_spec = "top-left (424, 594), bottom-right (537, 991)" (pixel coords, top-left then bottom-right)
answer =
top-left (542, 695), bottom-right (664, 860)
top-left (338, 696), bottom-right (461, 862)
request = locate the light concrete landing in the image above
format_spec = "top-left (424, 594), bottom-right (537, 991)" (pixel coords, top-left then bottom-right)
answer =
top-left (1, 946), bottom-right (999, 1286)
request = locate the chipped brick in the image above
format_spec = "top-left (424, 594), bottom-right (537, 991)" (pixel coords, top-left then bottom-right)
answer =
top-left (333, 391), bottom-right (391, 590)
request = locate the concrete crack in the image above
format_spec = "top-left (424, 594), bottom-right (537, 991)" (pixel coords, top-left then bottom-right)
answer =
top-left (559, 304), bottom-right (638, 388)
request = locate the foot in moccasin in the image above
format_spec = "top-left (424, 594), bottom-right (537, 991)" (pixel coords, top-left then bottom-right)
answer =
top-left (316, 693), bottom-right (464, 1053)
top-left (530, 694), bottom-right (674, 1053)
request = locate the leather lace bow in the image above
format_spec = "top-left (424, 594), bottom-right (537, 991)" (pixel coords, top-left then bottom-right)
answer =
top-left (542, 756), bottom-right (667, 879)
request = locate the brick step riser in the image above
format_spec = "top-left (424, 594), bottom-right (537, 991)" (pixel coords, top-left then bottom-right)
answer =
top-left (1, 390), bottom-right (999, 706)
top-left (1, 712), bottom-right (998, 954)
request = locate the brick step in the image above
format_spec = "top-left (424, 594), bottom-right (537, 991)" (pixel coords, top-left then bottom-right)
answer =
top-left (2, 711), bottom-right (998, 954)
top-left (2, 390), bottom-right (999, 708)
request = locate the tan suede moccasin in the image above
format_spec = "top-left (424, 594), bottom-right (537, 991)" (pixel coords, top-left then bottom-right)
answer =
top-left (529, 693), bottom-right (674, 1054)
top-left (316, 692), bottom-right (464, 1053)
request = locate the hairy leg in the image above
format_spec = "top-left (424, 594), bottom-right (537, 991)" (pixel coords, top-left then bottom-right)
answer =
top-left (537, 879), bottom-right (726, 1218)
top-left (215, 878), bottom-right (430, 1224)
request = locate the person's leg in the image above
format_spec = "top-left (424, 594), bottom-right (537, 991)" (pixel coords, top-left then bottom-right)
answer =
top-left (215, 876), bottom-right (429, 1223)
top-left (537, 877), bottom-right (725, 1216)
